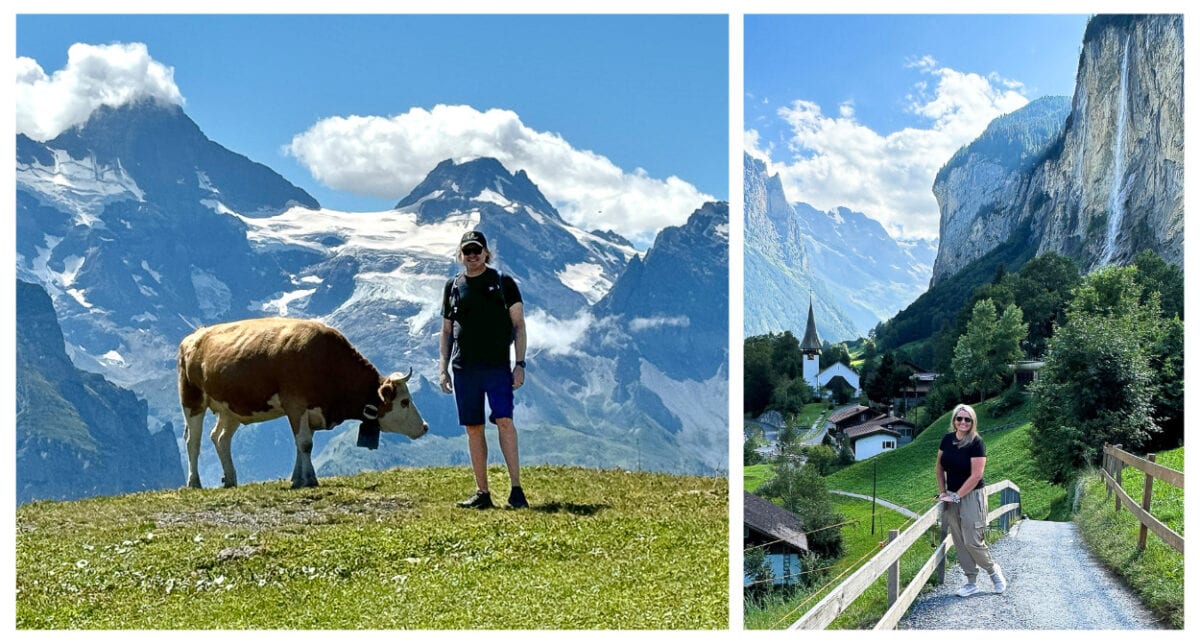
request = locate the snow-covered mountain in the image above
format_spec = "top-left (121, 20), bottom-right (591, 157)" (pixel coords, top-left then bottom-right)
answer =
top-left (15, 100), bottom-right (728, 490)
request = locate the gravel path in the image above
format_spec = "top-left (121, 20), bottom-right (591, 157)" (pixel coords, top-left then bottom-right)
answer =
top-left (899, 519), bottom-right (1163, 629)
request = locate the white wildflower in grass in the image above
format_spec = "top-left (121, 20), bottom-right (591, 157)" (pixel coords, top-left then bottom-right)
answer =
top-left (82, 544), bottom-right (94, 551)
top-left (193, 534), bottom-right (204, 543)
top-left (75, 559), bottom-right (88, 568)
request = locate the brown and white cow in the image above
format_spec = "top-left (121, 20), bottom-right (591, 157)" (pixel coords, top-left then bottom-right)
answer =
top-left (177, 317), bottom-right (428, 488)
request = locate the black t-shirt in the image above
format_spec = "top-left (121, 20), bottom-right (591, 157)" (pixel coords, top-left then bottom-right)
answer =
top-left (442, 268), bottom-right (522, 369)
top-left (939, 432), bottom-right (986, 493)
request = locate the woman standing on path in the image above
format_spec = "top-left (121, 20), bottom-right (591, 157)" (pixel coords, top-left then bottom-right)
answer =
top-left (936, 403), bottom-right (1007, 597)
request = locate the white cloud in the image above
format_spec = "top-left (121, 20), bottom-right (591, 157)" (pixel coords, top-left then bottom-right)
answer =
top-left (629, 316), bottom-right (689, 332)
top-left (284, 105), bottom-right (713, 246)
top-left (746, 58), bottom-right (1029, 240)
top-left (525, 309), bottom-right (593, 357)
top-left (16, 42), bottom-right (183, 142)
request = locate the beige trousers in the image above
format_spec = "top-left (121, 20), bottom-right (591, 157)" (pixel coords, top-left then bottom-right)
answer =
top-left (943, 488), bottom-right (996, 583)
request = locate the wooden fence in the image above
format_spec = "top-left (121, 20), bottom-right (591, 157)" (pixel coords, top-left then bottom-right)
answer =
top-left (1100, 443), bottom-right (1184, 554)
top-left (788, 480), bottom-right (1022, 630)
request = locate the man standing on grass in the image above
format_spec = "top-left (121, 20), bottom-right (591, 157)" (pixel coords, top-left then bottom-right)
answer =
top-left (439, 230), bottom-right (529, 510)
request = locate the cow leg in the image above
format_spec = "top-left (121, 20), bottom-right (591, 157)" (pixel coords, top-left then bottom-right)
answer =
top-left (211, 413), bottom-right (241, 488)
top-left (184, 411), bottom-right (206, 488)
top-left (289, 411), bottom-right (318, 488)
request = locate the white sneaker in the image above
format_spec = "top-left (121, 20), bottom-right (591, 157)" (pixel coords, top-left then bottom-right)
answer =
top-left (957, 582), bottom-right (980, 597)
top-left (990, 565), bottom-right (1007, 593)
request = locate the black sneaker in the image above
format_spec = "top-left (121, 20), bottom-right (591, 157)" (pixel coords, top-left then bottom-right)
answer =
top-left (507, 486), bottom-right (529, 509)
top-left (457, 490), bottom-right (493, 509)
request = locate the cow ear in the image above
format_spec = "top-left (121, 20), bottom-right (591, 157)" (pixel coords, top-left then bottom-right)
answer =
top-left (378, 381), bottom-right (396, 403)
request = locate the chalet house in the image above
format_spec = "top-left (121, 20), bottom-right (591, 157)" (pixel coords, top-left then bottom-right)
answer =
top-left (899, 362), bottom-right (940, 406)
top-left (844, 414), bottom-right (918, 461)
top-left (743, 492), bottom-right (809, 586)
top-left (828, 405), bottom-right (873, 437)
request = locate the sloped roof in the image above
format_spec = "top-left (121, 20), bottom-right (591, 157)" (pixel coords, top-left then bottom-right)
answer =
top-left (829, 405), bottom-right (871, 424)
top-left (801, 297), bottom-right (821, 353)
top-left (744, 492), bottom-right (808, 551)
top-left (845, 414), bottom-right (914, 440)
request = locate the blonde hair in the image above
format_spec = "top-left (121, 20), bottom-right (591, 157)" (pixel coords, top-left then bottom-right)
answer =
top-left (950, 403), bottom-right (980, 448)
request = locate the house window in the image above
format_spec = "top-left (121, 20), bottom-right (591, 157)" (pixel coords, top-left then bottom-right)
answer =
top-left (882, 441), bottom-right (895, 449)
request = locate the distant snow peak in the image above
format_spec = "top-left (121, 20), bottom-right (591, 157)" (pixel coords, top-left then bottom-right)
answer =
top-left (17, 147), bottom-right (144, 221)
top-left (827, 208), bottom-right (845, 225)
top-left (557, 262), bottom-right (612, 305)
top-left (476, 188), bottom-right (514, 209)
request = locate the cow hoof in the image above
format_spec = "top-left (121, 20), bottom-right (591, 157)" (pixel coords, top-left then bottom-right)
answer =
top-left (186, 478), bottom-right (202, 489)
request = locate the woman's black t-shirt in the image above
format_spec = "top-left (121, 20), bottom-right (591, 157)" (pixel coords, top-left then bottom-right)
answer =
top-left (939, 433), bottom-right (986, 493)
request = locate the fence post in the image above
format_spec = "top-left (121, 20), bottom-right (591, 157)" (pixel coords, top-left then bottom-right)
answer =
top-left (1103, 444), bottom-right (1112, 501)
top-left (887, 529), bottom-right (899, 607)
top-left (997, 488), bottom-right (1010, 533)
top-left (1138, 454), bottom-right (1156, 551)
top-left (935, 506), bottom-right (948, 585)
top-left (1114, 444), bottom-right (1124, 514)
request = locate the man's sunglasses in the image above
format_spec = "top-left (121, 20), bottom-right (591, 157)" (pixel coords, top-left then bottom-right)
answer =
top-left (463, 246), bottom-right (484, 256)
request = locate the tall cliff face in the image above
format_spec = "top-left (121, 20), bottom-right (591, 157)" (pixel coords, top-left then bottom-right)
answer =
top-left (1034, 15), bottom-right (1184, 271)
top-left (931, 97), bottom-right (1072, 283)
top-left (931, 14), bottom-right (1183, 284)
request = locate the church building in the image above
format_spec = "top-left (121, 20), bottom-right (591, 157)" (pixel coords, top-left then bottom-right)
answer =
top-left (800, 296), bottom-right (861, 398)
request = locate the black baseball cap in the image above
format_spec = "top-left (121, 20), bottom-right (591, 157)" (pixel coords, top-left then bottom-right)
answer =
top-left (460, 230), bottom-right (488, 250)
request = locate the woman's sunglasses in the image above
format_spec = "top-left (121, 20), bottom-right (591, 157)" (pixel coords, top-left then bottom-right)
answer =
top-left (954, 416), bottom-right (974, 424)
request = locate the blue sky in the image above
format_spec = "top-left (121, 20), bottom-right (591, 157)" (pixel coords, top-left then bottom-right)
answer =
top-left (15, 14), bottom-right (728, 246)
top-left (745, 14), bottom-right (1091, 240)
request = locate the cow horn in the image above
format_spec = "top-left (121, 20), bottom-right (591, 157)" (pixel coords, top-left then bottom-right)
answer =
top-left (398, 367), bottom-right (413, 383)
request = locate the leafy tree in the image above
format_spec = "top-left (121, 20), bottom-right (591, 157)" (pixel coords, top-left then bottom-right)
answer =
top-left (768, 377), bottom-right (814, 418)
top-left (744, 546), bottom-right (775, 592)
top-left (952, 299), bottom-right (1026, 402)
top-left (801, 444), bottom-right (838, 476)
top-left (758, 462), bottom-right (844, 558)
top-left (744, 435), bottom-right (764, 466)
top-left (1029, 266), bottom-right (1169, 483)
top-left (744, 336), bottom-right (775, 416)
top-left (825, 375), bottom-right (856, 405)
top-left (820, 342), bottom-right (851, 370)
top-left (772, 331), bottom-right (804, 380)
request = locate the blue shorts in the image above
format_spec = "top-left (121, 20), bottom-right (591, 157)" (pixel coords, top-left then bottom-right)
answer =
top-left (452, 366), bottom-right (514, 426)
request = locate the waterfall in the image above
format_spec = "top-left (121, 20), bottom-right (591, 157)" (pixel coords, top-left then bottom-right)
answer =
top-left (1100, 35), bottom-right (1131, 266)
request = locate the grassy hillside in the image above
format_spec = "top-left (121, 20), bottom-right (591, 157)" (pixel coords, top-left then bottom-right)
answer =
top-left (824, 397), bottom-right (1068, 520)
top-left (1075, 447), bottom-right (1183, 628)
top-left (16, 465), bottom-right (727, 629)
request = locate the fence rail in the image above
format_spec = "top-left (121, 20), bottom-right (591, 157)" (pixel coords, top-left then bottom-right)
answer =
top-left (789, 480), bottom-right (1021, 630)
top-left (1101, 444), bottom-right (1184, 554)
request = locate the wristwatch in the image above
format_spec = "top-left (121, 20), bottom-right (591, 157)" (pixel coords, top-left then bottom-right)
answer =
top-left (514, 360), bottom-right (526, 368)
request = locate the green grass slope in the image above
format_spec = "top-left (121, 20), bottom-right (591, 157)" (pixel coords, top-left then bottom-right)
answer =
top-left (16, 465), bottom-right (727, 629)
top-left (1075, 447), bottom-right (1183, 628)
top-left (824, 398), bottom-right (1068, 520)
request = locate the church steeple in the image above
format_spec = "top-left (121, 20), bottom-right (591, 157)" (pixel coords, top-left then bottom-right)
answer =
top-left (801, 295), bottom-right (822, 356)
